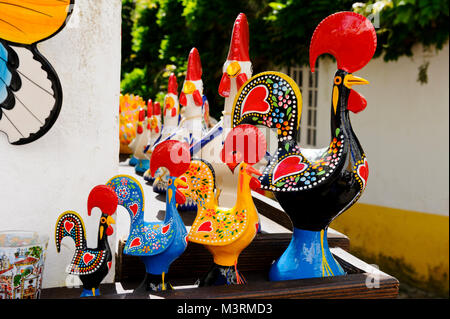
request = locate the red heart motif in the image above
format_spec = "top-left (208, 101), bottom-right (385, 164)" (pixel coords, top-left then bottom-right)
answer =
top-left (107, 261), bottom-right (112, 270)
top-left (357, 159), bottom-right (369, 186)
top-left (64, 221), bottom-right (74, 233)
top-left (197, 221), bottom-right (213, 232)
top-left (162, 224), bottom-right (171, 234)
top-left (273, 156), bottom-right (308, 183)
top-left (129, 203), bottom-right (139, 217)
top-left (83, 252), bottom-right (95, 265)
top-left (129, 237), bottom-right (142, 248)
top-left (241, 85), bottom-right (270, 117)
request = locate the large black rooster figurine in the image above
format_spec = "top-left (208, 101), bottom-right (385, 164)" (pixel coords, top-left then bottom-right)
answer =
top-left (231, 12), bottom-right (376, 280)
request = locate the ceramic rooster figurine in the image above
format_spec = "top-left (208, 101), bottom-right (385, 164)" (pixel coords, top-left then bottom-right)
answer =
top-left (152, 48), bottom-right (208, 194)
top-left (55, 185), bottom-right (118, 297)
top-left (142, 101), bottom-right (162, 180)
top-left (119, 94), bottom-right (141, 155)
top-left (194, 13), bottom-right (254, 211)
top-left (231, 12), bottom-right (376, 280)
top-left (128, 105), bottom-right (148, 168)
top-left (178, 125), bottom-right (266, 286)
top-left (144, 74), bottom-right (180, 184)
top-left (107, 141), bottom-right (190, 292)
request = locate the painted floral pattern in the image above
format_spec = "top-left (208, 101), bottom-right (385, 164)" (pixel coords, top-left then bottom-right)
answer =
top-left (233, 72), bottom-right (350, 192)
top-left (178, 160), bottom-right (249, 245)
top-left (107, 175), bottom-right (176, 256)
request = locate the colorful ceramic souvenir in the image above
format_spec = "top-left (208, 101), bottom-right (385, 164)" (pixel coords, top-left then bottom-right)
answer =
top-left (143, 76), bottom-right (179, 183)
top-left (231, 12), bottom-right (376, 280)
top-left (142, 101), bottom-right (162, 177)
top-left (194, 13), bottom-right (256, 212)
top-left (152, 48), bottom-right (208, 195)
top-left (178, 125), bottom-right (266, 286)
top-left (119, 94), bottom-right (142, 154)
top-left (0, 231), bottom-right (48, 299)
top-left (55, 185), bottom-right (118, 297)
top-left (107, 140), bottom-right (190, 292)
top-left (128, 100), bottom-right (152, 167)
top-left (0, 0), bottom-right (74, 145)
top-left (129, 108), bottom-right (150, 174)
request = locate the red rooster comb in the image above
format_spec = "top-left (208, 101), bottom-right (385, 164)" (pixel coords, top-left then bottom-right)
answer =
top-left (168, 73), bottom-right (178, 94)
top-left (138, 108), bottom-right (145, 121)
top-left (221, 124), bottom-right (266, 168)
top-left (87, 185), bottom-right (118, 216)
top-left (147, 99), bottom-right (153, 116)
top-left (186, 48), bottom-right (202, 81)
top-left (150, 140), bottom-right (191, 178)
top-left (227, 13), bottom-right (250, 62)
top-left (309, 12), bottom-right (377, 73)
top-left (153, 101), bottom-right (161, 116)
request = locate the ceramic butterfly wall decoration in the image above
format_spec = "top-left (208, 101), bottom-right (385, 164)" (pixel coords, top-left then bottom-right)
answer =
top-left (0, 0), bottom-right (75, 145)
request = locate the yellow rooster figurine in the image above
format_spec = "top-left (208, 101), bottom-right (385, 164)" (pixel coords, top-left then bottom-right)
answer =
top-left (178, 125), bottom-right (266, 286)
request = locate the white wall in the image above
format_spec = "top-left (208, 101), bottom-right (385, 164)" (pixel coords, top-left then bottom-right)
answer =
top-left (0, 0), bottom-right (122, 288)
top-left (314, 43), bottom-right (449, 216)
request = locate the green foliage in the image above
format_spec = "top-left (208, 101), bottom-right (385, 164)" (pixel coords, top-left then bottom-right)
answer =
top-left (121, 0), bottom-right (449, 117)
top-left (353, 0), bottom-right (449, 61)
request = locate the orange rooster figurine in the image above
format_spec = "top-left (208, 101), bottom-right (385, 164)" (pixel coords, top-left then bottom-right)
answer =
top-left (196, 13), bottom-right (255, 210)
top-left (178, 124), bottom-right (266, 286)
top-left (230, 12), bottom-right (376, 280)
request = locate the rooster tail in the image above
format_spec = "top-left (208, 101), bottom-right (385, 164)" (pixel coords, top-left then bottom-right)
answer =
top-left (55, 211), bottom-right (87, 252)
top-left (178, 159), bottom-right (216, 207)
top-left (106, 175), bottom-right (145, 222)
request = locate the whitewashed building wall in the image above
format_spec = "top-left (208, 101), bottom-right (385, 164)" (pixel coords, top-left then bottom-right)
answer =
top-left (0, 0), bottom-right (122, 288)
top-left (283, 43), bottom-right (449, 217)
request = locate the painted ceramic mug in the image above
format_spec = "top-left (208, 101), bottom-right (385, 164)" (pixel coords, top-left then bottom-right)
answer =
top-left (0, 231), bottom-right (49, 299)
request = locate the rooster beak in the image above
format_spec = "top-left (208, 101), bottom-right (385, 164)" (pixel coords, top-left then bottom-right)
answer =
top-left (246, 165), bottom-right (262, 177)
top-left (165, 96), bottom-right (175, 110)
top-left (226, 61), bottom-right (241, 78)
top-left (343, 74), bottom-right (369, 89)
top-left (174, 178), bottom-right (188, 188)
top-left (106, 215), bottom-right (115, 226)
top-left (183, 81), bottom-right (196, 94)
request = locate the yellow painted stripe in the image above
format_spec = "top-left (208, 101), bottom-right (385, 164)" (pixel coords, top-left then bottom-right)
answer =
top-left (330, 203), bottom-right (449, 293)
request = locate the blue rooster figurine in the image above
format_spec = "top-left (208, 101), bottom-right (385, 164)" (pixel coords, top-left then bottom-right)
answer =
top-left (107, 140), bottom-right (191, 292)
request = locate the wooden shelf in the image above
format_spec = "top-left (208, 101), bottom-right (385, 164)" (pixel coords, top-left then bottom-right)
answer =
top-left (41, 247), bottom-right (398, 299)
top-left (41, 165), bottom-right (398, 299)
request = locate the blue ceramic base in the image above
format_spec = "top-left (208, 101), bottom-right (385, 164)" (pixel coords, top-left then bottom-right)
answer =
top-left (135, 159), bottom-right (150, 175)
top-left (269, 227), bottom-right (345, 281)
top-left (80, 288), bottom-right (100, 297)
top-left (129, 156), bottom-right (138, 166)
